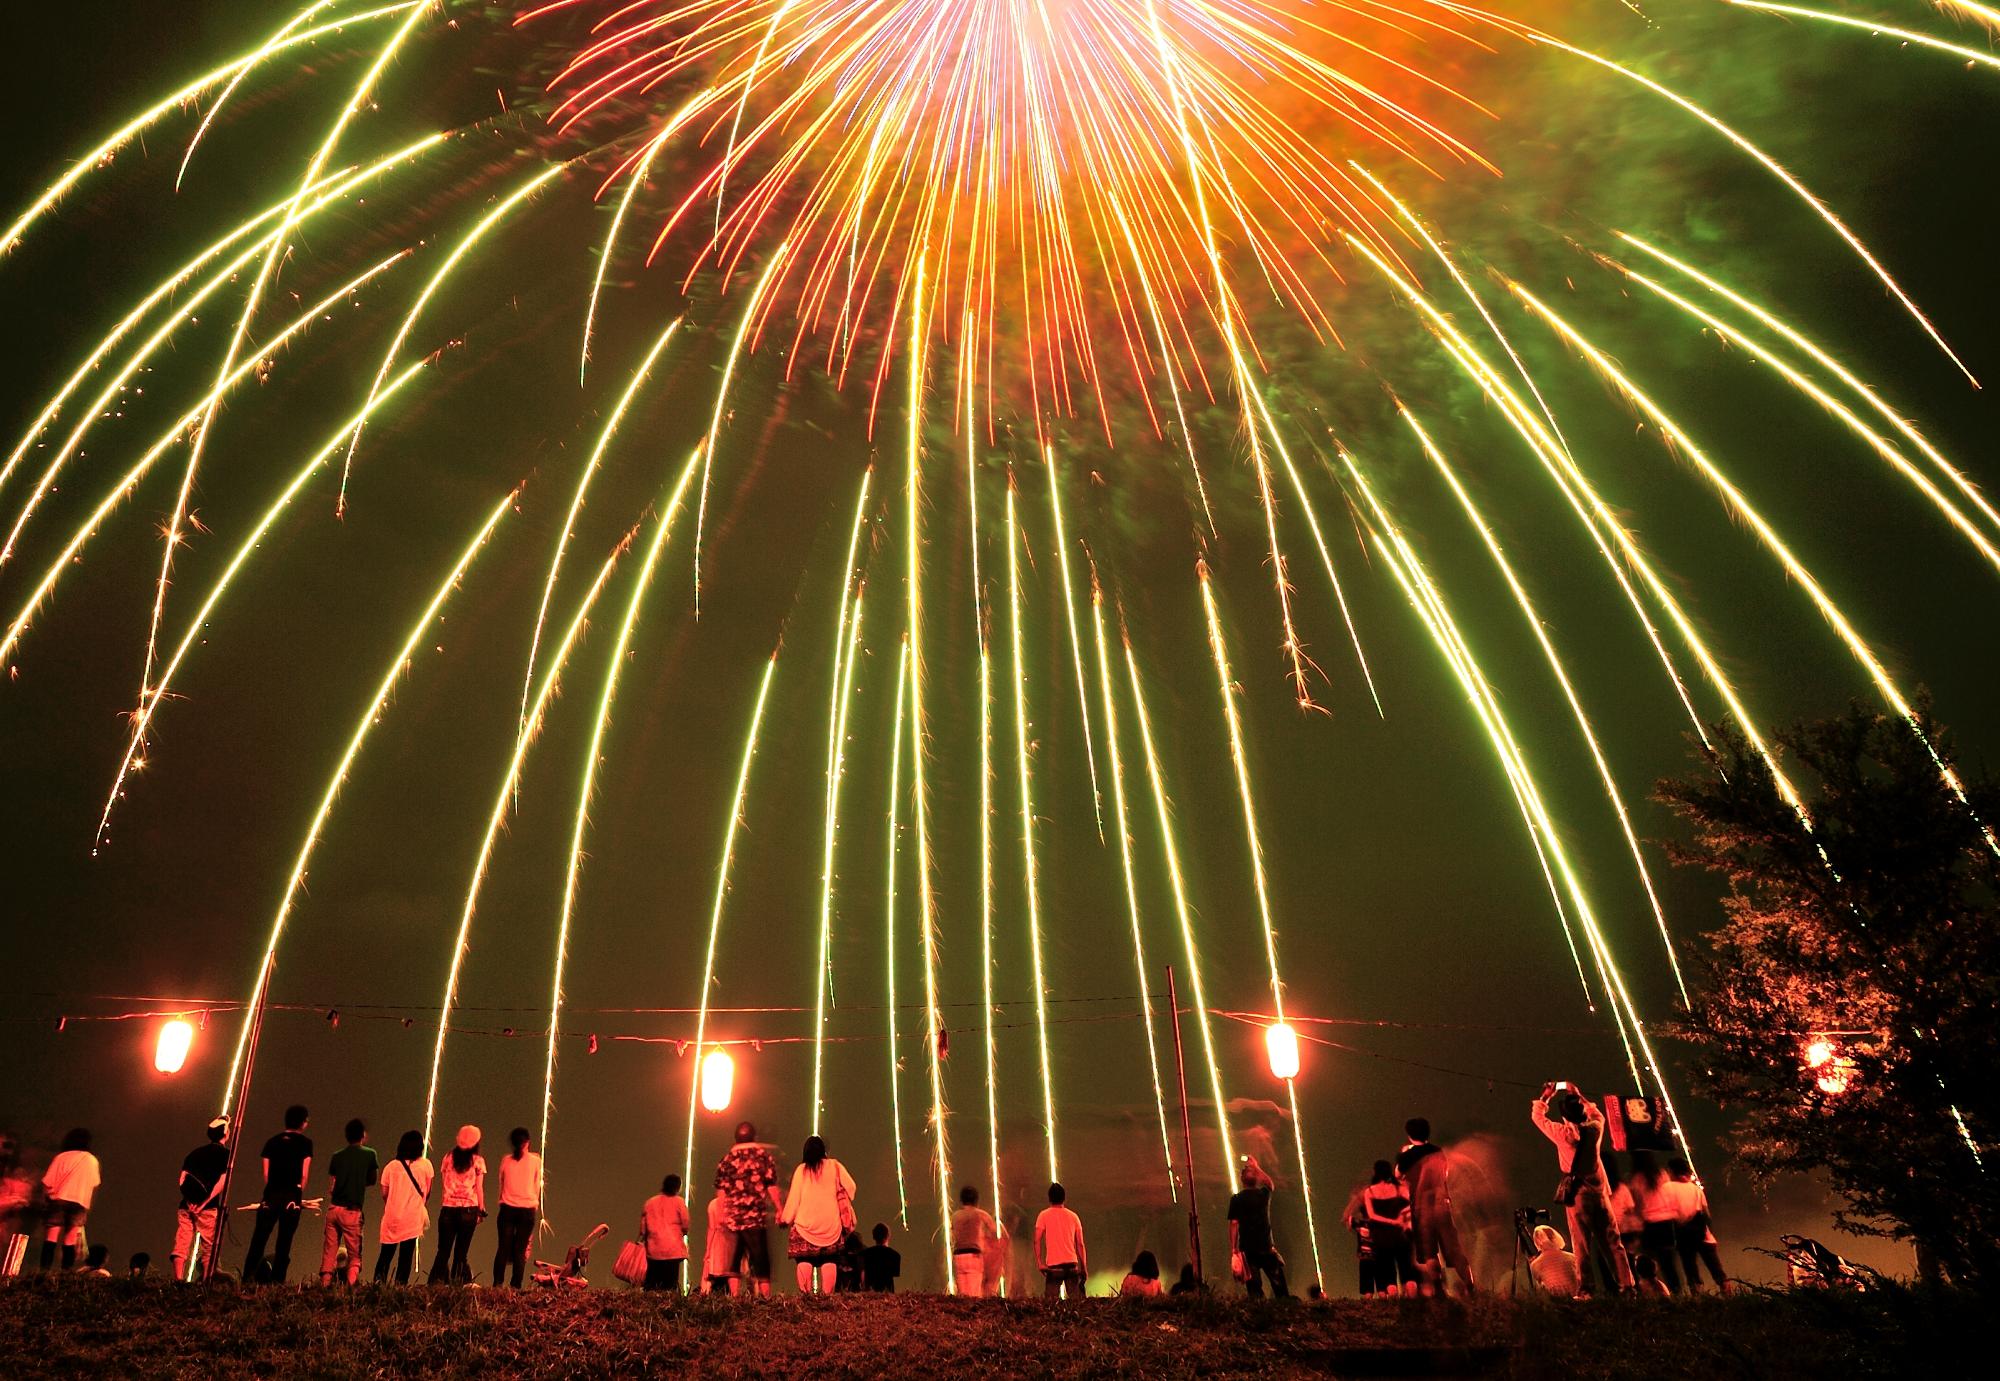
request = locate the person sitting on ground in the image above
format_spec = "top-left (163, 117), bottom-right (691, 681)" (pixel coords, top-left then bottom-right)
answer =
top-left (1526, 1224), bottom-right (1582, 1298)
top-left (1034, 1182), bottom-right (1088, 1300)
top-left (1120, 1250), bottom-right (1163, 1298)
top-left (321, 1118), bottom-right (376, 1287)
top-left (1168, 1262), bottom-right (1203, 1296)
top-left (1663, 1159), bottom-right (1730, 1293)
top-left (641, 1173), bottom-right (692, 1292)
top-left (950, 1183), bottom-right (999, 1297)
top-left (1397, 1119), bottom-right (1476, 1296)
top-left (1632, 1252), bottom-right (1670, 1298)
top-left (128, 1252), bottom-right (151, 1278)
top-left (171, 1117), bottom-right (229, 1283)
top-left (861, 1222), bottom-right (900, 1292)
top-left (702, 1191), bottom-right (738, 1295)
top-left (778, 1134), bottom-right (857, 1296)
top-left (714, 1121), bottom-right (783, 1298)
top-left (76, 1243), bottom-right (112, 1277)
top-left (40, 1127), bottom-right (101, 1273)
top-left (1228, 1155), bottom-right (1290, 1299)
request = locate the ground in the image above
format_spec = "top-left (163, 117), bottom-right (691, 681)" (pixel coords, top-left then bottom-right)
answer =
top-left (0, 1281), bottom-right (1979, 1378)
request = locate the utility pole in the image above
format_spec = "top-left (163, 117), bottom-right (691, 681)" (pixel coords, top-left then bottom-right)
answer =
top-left (1166, 964), bottom-right (1202, 1279)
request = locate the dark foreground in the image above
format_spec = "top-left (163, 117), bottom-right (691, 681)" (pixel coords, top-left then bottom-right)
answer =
top-left (0, 1281), bottom-right (1979, 1378)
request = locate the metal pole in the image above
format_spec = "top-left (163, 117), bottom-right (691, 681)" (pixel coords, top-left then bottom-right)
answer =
top-left (209, 954), bottom-right (273, 1280)
top-left (1165, 965), bottom-right (1202, 1279)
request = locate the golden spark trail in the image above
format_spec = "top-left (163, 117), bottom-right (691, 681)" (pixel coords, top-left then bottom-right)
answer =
top-left (812, 466), bottom-right (874, 1131)
top-left (678, 651), bottom-right (781, 1213)
top-left (221, 487), bottom-right (513, 1112)
top-left (1043, 447), bottom-right (1105, 835)
top-left (515, 316), bottom-right (685, 743)
top-left (175, 2), bottom-right (341, 192)
top-left (1, 261), bottom-right (411, 674)
top-left (1731, 1), bottom-right (2000, 70)
top-left (1196, 569), bottom-right (1324, 1287)
top-left (1006, 485), bottom-right (1060, 1184)
top-left (343, 164), bottom-right (571, 513)
top-left (1400, 409), bottom-right (1688, 1004)
top-left (428, 531), bottom-right (638, 1146)
top-left (0, 0), bottom-right (426, 253)
top-left (693, 246), bottom-right (791, 610)
top-left (1122, 634), bottom-right (1237, 1177)
top-left (1090, 579), bottom-right (1178, 1201)
top-left (967, 368), bottom-right (1003, 1251)
top-left (543, 452), bottom-right (705, 1178)
top-left (883, 636), bottom-right (912, 1227)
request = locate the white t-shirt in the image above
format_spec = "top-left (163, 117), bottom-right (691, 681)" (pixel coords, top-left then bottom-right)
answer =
top-left (1661, 1179), bottom-right (1707, 1225)
top-left (780, 1160), bottom-right (856, 1250)
top-left (642, 1193), bottom-right (691, 1260)
top-left (1035, 1205), bottom-right (1085, 1269)
top-left (42, 1150), bottom-right (100, 1209)
top-left (439, 1153), bottom-right (486, 1209)
top-left (380, 1157), bottom-right (434, 1245)
top-left (497, 1151), bottom-right (543, 1209)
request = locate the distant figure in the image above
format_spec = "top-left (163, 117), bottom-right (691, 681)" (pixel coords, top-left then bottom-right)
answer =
top-left (1352, 1160), bottom-right (1415, 1298)
top-left (702, 1191), bottom-right (738, 1295)
top-left (1396, 1119), bottom-right (1475, 1296)
top-left (1306, 1283), bottom-right (1325, 1302)
top-left (77, 1243), bottom-right (112, 1277)
top-left (1526, 1224), bottom-right (1582, 1298)
top-left (778, 1135), bottom-right (857, 1296)
top-left (714, 1122), bottom-right (783, 1297)
top-left (1033, 1182), bottom-right (1087, 1300)
top-left (373, 1130), bottom-right (433, 1285)
top-left (128, 1252), bottom-right (151, 1279)
top-left (1632, 1252), bottom-right (1670, 1298)
top-left (320, 1118), bottom-right (377, 1286)
top-left (1228, 1155), bottom-right (1290, 1299)
top-left (243, 1104), bottom-right (313, 1284)
top-left (1629, 1151), bottom-right (1683, 1292)
top-left (39, 1127), bottom-right (100, 1273)
top-left (1168, 1263), bottom-right (1203, 1297)
top-left (1665, 1159), bottom-right (1730, 1292)
top-left (950, 1184), bottom-right (999, 1298)
top-left (1606, 1159), bottom-right (1643, 1275)
top-left (429, 1125), bottom-right (487, 1285)
top-left (641, 1173), bottom-right (692, 1291)
top-left (861, 1222), bottom-right (901, 1292)
top-left (1531, 1084), bottom-right (1632, 1297)
top-left (493, 1128), bottom-right (542, 1289)
top-left (1120, 1250), bottom-right (1162, 1298)
top-left (171, 1117), bottom-right (230, 1282)
top-left (2, 1134), bottom-right (35, 1266)
top-left (834, 1228), bottom-right (865, 1292)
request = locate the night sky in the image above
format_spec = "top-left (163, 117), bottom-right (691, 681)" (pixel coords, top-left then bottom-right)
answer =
top-left (3, 1), bottom-right (1998, 1293)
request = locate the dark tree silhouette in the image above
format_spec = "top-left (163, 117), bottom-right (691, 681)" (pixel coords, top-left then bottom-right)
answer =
top-left (1658, 704), bottom-right (2000, 1287)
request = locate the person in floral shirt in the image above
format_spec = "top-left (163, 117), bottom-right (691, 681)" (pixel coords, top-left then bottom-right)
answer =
top-left (714, 1121), bottom-right (782, 1296)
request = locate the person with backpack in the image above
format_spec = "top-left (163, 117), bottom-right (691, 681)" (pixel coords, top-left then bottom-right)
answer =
top-left (171, 1118), bottom-right (230, 1282)
top-left (320, 1119), bottom-right (377, 1286)
top-left (493, 1128), bottom-right (542, 1288)
top-left (778, 1134), bottom-right (856, 1296)
top-left (40, 1127), bottom-right (101, 1273)
top-left (373, 1130), bottom-right (433, 1284)
top-left (429, 1125), bottom-right (486, 1285)
top-left (640, 1173), bottom-right (691, 1291)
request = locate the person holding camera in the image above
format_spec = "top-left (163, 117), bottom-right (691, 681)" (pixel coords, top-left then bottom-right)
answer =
top-left (1531, 1083), bottom-right (1631, 1296)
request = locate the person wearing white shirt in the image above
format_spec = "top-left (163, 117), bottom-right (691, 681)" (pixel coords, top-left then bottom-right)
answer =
top-left (492, 1127), bottom-right (542, 1288)
top-left (1033, 1181), bottom-right (1088, 1299)
top-left (39, 1128), bottom-right (100, 1273)
top-left (1665, 1158), bottom-right (1730, 1291)
top-left (950, 1184), bottom-right (1000, 1298)
top-left (373, 1130), bottom-right (434, 1284)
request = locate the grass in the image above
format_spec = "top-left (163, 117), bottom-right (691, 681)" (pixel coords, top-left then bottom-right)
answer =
top-left (0, 1279), bottom-right (1983, 1378)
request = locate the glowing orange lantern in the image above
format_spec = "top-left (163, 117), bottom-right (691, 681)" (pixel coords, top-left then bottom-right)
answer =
top-left (154, 1018), bottom-right (194, 1074)
top-left (1265, 1022), bottom-right (1301, 1081)
top-left (700, 1047), bottom-right (735, 1112)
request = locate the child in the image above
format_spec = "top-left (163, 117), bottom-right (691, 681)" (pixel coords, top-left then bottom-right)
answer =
top-left (861, 1222), bottom-right (901, 1292)
top-left (703, 1192), bottom-right (738, 1295)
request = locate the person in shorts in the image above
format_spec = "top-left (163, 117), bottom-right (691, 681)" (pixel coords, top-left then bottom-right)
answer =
top-left (320, 1119), bottom-right (376, 1285)
top-left (40, 1128), bottom-right (100, 1273)
top-left (713, 1121), bottom-right (782, 1297)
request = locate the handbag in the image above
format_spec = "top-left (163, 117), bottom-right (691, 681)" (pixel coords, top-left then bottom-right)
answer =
top-left (1553, 1174), bottom-right (1580, 1208)
top-left (836, 1167), bottom-right (857, 1233)
top-left (613, 1237), bottom-right (648, 1287)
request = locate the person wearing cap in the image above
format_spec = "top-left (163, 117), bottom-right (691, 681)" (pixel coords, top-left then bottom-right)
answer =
top-left (428, 1125), bottom-right (487, 1285)
top-left (171, 1118), bottom-right (230, 1282)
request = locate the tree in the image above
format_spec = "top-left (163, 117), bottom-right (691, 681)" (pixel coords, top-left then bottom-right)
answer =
top-left (1657, 703), bottom-right (2000, 1287)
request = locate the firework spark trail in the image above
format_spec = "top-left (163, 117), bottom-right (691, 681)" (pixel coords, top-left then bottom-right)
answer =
top-left (342, 163), bottom-right (573, 515)
top-left (811, 466), bottom-right (873, 1131)
top-left (176, 2), bottom-right (343, 192)
top-left (219, 487), bottom-right (514, 1113)
top-left (1, 138), bottom-right (449, 566)
top-left (0, 0), bottom-right (427, 254)
top-left (1121, 633), bottom-right (1237, 1178)
top-left (1609, 262), bottom-right (2000, 577)
top-left (883, 635), bottom-right (912, 1227)
top-left (1089, 577), bottom-right (1177, 1202)
top-left (678, 650), bottom-right (781, 1222)
top-left (1043, 447), bottom-right (1105, 837)
top-left (542, 452), bottom-right (705, 1184)
top-left (1538, 34), bottom-right (1979, 388)
top-left (1195, 568), bottom-right (1323, 1286)
top-left (423, 526), bottom-right (636, 1145)
top-left (515, 316), bottom-right (685, 744)
top-left (1006, 484), bottom-right (1061, 1184)
top-left (693, 246), bottom-right (791, 611)
top-left (1616, 234), bottom-right (2000, 543)
top-left (1399, 409), bottom-right (1689, 1005)
top-left (1731, 0), bottom-right (2000, 70)
top-left (1511, 282), bottom-right (2000, 856)
top-left (966, 371), bottom-right (1004, 1261)
top-left (79, 258), bottom-right (418, 850)
top-left (0, 265), bottom-right (401, 674)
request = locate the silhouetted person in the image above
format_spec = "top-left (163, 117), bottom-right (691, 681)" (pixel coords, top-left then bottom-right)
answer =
top-left (1228, 1155), bottom-right (1289, 1298)
top-left (320, 1118), bottom-right (376, 1286)
top-left (171, 1117), bottom-right (229, 1282)
top-left (861, 1222), bottom-right (900, 1292)
top-left (1397, 1118), bottom-right (1475, 1295)
top-left (244, 1104), bottom-right (312, 1284)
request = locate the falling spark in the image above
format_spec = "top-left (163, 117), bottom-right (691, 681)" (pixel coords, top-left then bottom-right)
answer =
top-left (882, 636), bottom-right (912, 1227)
top-left (1043, 447), bottom-right (1104, 836)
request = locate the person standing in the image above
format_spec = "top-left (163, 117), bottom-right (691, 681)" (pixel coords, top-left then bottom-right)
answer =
top-left (373, 1130), bottom-right (433, 1285)
top-left (702, 1191), bottom-right (738, 1295)
top-left (1531, 1084), bottom-right (1632, 1296)
top-left (171, 1118), bottom-right (230, 1282)
top-left (1397, 1118), bottom-right (1477, 1295)
top-left (1033, 1182), bottom-right (1087, 1299)
top-left (1664, 1159), bottom-right (1730, 1292)
top-left (1628, 1151), bottom-right (1683, 1292)
top-left (429, 1125), bottom-right (486, 1285)
top-left (39, 1128), bottom-right (101, 1273)
top-left (641, 1173), bottom-right (692, 1291)
top-left (1227, 1155), bottom-right (1290, 1298)
top-left (861, 1222), bottom-right (900, 1292)
top-left (319, 1119), bottom-right (377, 1286)
top-left (493, 1128), bottom-right (542, 1288)
top-left (1351, 1159), bottom-right (1414, 1297)
top-left (950, 1184), bottom-right (999, 1297)
top-left (243, 1106), bottom-right (312, 1283)
top-left (714, 1121), bottom-right (783, 1297)
top-left (778, 1135), bottom-right (857, 1296)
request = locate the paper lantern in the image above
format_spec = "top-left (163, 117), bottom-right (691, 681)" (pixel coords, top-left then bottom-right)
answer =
top-left (1265, 1022), bottom-right (1301, 1081)
top-left (700, 1048), bottom-right (735, 1112)
top-left (154, 1018), bottom-right (194, 1074)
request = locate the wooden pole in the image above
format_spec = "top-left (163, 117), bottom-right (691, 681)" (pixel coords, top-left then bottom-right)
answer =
top-left (1166, 964), bottom-right (1203, 1279)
